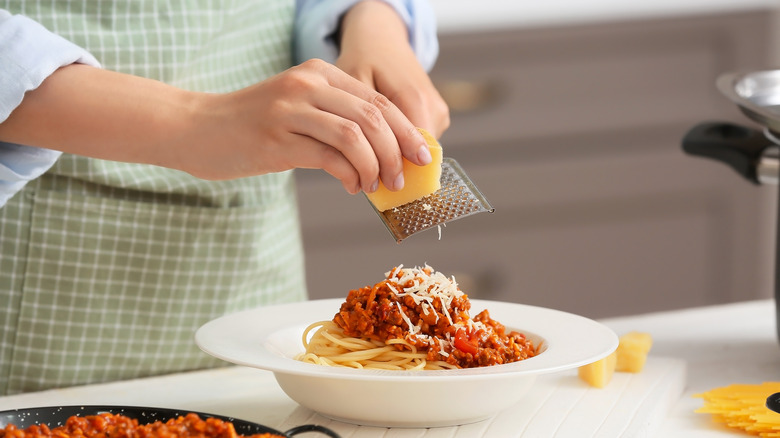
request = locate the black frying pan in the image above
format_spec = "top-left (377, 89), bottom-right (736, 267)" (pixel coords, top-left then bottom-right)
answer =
top-left (0, 405), bottom-right (340, 438)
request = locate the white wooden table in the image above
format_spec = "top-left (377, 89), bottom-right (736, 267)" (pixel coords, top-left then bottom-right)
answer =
top-left (1, 300), bottom-right (778, 437)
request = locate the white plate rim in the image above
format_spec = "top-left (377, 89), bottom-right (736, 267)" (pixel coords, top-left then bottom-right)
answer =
top-left (195, 298), bottom-right (618, 382)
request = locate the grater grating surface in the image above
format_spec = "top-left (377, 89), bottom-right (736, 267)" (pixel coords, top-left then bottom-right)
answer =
top-left (370, 157), bottom-right (494, 242)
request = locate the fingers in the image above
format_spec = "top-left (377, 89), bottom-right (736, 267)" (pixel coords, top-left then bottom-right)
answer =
top-left (291, 101), bottom-right (380, 194)
top-left (311, 86), bottom-right (410, 193)
top-left (286, 132), bottom-right (363, 195)
top-left (361, 59), bottom-right (450, 141)
top-left (386, 81), bottom-right (451, 140)
top-left (328, 64), bottom-right (431, 159)
top-left (335, 57), bottom-right (449, 165)
top-left (297, 60), bottom-right (429, 192)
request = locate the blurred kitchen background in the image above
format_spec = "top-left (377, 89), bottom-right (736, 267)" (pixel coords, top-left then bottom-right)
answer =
top-left (295, 0), bottom-right (780, 319)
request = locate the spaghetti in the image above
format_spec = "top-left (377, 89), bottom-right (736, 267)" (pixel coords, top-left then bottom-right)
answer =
top-left (296, 265), bottom-right (537, 370)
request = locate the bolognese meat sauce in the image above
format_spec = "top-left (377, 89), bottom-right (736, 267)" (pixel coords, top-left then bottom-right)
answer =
top-left (333, 265), bottom-right (536, 368)
top-left (0, 413), bottom-right (284, 438)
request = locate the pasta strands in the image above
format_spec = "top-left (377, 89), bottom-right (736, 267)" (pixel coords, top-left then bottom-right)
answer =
top-left (295, 321), bottom-right (435, 370)
top-left (695, 382), bottom-right (780, 437)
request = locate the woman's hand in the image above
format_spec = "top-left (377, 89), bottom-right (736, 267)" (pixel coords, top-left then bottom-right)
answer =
top-left (191, 59), bottom-right (431, 194)
top-left (335, 0), bottom-right (450, 139)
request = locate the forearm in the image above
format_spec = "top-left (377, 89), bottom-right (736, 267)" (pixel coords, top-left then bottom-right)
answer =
top-left (336, 0), bottom-right (449, 136)
top-left (339, 1), bottom-right (408, 50)
top-left (0, 64), bottom-right (203, 172)
top-left (293, 0), bottom-right (439, 71)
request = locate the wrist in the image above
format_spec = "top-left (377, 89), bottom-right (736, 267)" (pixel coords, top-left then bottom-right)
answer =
top-left (158, 90), bottom-right (223, 177)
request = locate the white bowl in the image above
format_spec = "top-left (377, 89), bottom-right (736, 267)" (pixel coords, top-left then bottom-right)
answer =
top-left (195, 299), bottom-right (617, 428)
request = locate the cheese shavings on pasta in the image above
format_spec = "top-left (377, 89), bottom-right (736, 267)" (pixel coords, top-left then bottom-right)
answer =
top-left (295, 265), bottom-right (538, 370)
top-left (389, 264), bottom-right (462, 326)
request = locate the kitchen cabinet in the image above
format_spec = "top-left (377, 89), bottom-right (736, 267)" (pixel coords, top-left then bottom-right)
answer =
top-left (295, 10), bottom-right (779, 318)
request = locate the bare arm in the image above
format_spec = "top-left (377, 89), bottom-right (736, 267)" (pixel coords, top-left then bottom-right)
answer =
top-left (0, 59), bottom-right (430, 194)
top-left (0, 65), bottom-right (198, 170)
top-left (337, 0), bottom-right (450, 138)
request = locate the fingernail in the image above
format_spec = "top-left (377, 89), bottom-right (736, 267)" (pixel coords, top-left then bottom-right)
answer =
top-left (393, 173), bottom-right (405, 191)
top-left (369, 179), bottom-right (379, 193)
top-left (417, 145), bottom-right (432, 165)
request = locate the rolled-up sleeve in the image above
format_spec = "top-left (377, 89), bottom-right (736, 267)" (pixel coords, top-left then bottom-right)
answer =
top-left (0, 9), bottom-right (100, 207)
top-left (293, 0), bottom-right (439, 71)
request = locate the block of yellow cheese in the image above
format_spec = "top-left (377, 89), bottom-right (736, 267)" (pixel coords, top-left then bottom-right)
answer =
top-left (578, 331), bottom-right (653, 388)
top-left (365, 128), bottom-right (443, 212)
top-left (578, 351), bottom-right (617, 389)
top-left (615, 331), bottom-right (653, 373)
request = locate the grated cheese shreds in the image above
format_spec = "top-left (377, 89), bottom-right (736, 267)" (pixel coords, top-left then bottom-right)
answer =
top-left (466, 318), bottom-right (489, 333)
top-left (386, 265), bottom-right (463, 327)
top-left (395, 301), bottom-right (420, 335)
top-left (438, 337), bottom-right (450, 357)
top-left (386, 283), bottom-right (399, 295)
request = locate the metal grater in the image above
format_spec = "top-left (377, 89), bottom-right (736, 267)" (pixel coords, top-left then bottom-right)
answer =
top-left (369, 157), bottom-right (494, 242)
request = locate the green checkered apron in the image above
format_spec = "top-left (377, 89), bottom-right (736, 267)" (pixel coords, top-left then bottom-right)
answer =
top-left (0, 0), bottom-right (307, 395)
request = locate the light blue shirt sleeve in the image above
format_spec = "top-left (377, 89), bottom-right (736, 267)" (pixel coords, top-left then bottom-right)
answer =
top-left (0, 9), bottom-right (100, 207)
top-left (293, 0), bottom-right (439, 72)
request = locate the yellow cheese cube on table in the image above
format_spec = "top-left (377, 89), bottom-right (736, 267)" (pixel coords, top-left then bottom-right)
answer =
top-left (365, 128), bottom-right (443, 212)
top-left (578, 331), bottom-right (653, 388)
top-left (615, 331), bottom-right (653, 373)
top-left (578, 351), bottom-right (617, 389)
